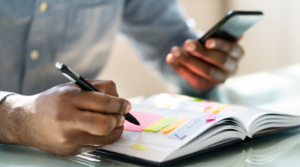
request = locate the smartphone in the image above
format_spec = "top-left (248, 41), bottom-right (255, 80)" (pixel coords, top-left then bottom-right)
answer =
top-left (198, 11), bottom-right (263, 45)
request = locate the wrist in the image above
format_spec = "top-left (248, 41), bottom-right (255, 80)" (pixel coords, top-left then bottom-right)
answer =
top-left (0, 94), bottom-right (33, 145)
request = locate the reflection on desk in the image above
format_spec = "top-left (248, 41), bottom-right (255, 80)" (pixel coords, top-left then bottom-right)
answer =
top-left (1, 128), bottom-right (300, 167)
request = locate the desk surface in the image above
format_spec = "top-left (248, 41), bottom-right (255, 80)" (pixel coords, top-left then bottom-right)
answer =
top-left (2, 64), bottom-right (300, 167)
top-left (1, 128), bottom-right (300, 167)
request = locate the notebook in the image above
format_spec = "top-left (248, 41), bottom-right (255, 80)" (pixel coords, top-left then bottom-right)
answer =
top-left (94, 93), bottom-right (300, 166)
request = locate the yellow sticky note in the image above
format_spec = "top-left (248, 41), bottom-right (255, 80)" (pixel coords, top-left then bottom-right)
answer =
top-left (166, 104), bottom-right (171, 108)
top-left (131, 144), bottom-right (148, 150)
top-left (161, 118), bottom-right (187, 133)
top-left (207, 105), bottom-right (229, 114)
top-left (144, 116), bottom-right (170, 131)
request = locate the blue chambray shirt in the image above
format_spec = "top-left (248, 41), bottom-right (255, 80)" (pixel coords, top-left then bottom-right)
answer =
top-left (0, 0), bottom-right (220, 99)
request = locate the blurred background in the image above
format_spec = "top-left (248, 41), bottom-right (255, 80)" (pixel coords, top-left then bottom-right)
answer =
top-left (98, 0), bottom-right (300, 99)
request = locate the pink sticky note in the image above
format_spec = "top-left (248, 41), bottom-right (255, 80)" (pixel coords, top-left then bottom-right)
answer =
top-left (124, 111), bottom-right (165, 132)
top-left (206, 113), bottom-right (216, 122)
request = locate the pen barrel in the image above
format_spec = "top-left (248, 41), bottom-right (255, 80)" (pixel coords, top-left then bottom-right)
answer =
top-left (76, 76), bottom-right (100, 92)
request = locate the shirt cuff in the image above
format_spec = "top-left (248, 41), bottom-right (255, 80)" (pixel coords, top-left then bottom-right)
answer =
top-left (0, 91), bottom-right (16, 104)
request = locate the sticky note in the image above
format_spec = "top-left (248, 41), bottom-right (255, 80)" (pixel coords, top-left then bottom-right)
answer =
top-left (124, 111), bottom-right (165, 132)
top-left (131, 144), bottom-right (148, 150)
top-left (190, 98), bottom-right (202, 102)
top-left (144, 116), bottom-right (170, 131)
top-left (206, 113), bottom-right (216, 121)
top-left (204, 105), bottom-right (214, 111)
top-left (152, 117), bottom-right (178, 132)
top-left (166, 104), bottom-right (171, 108)
top-left (206, 105), bottom-right (229, 114)
top-left (161, 118), bottom-right (187, 133)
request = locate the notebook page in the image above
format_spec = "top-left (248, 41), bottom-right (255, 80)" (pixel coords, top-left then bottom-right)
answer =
top-left (102, 104), bottom-right (235, 162)
top-left (144, 93), bottom-right (270, 131)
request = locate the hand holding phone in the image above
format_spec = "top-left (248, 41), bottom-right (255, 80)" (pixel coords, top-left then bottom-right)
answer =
top-left (166, 11), bottom-right (263, 91)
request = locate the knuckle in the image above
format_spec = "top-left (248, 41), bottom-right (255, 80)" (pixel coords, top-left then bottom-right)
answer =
top-left (106, 80), bottom-right (117, 90)
top-left (98, 118), bottom-right (114, 135)
top-left (201, 63), bottom-right (212, 75)
top-left (102, 124), bottom-right (113, 135)
top-left (58, 133), bottom-right (72, 144)
top-left (214, 53), bottom-right (227, 65)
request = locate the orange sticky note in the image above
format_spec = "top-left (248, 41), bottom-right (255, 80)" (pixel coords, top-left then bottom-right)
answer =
top-left (161, 118), bottom-right (187, 133)
top-left (207, 105), bottom-right (229, 114)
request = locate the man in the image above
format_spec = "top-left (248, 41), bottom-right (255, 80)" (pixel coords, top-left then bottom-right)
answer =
top-left (0, 0), bottom-right (243, 156)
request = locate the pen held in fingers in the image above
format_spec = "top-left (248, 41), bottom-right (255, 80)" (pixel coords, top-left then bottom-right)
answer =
top-left (55, 62), bottom-right (140, 126)
top-left (124, 113), bottom-right (140, 126)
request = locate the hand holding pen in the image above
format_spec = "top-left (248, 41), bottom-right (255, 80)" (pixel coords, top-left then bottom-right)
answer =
top-left (56, 62), bottom-right (140, 125)
top-left (0, 73), bottom-right (134, 156)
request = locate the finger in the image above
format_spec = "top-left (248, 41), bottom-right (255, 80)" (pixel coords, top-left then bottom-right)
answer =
top-left (205, 38), bottom-right (244, 59)
top-left (73, 91), bottom-right (131, 114)
top-left (184, 40), bottom-right (238, 73)
top-left (166, 54), bottom-right (215, 90)
top-left (78, 127), bottom-right (123, 146)
top-left (86, 79), bottom-right (119, 97)
top-left (238, 35), bottom-right (244, 41)
top-left (73, 111), bottom-right (125, 136)
top-left (171, 47), bottom-right (228, 83)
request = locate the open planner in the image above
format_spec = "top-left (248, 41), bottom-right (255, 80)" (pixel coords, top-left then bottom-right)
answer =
top-left (94, 93), bottom-right (300, 166)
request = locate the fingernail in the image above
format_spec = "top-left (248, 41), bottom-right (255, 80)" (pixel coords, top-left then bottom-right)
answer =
top-left (207, 40), bottom-right (216, 48)
top-left (172, 47), bottom-right (181, 58)
top-left (119, 115), bottom-right (125, 127)
top-left (187, 42), bottom-right (196, 51)
top-left (125, 102), bottom-right (131, 114)
top-left (210, 69), bottom-right (226, 81)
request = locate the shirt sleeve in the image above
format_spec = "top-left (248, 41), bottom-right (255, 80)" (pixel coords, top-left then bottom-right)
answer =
top-left (0, 91), bottom-right (15, 104)
top-left (120, 0), bottom-right (223, 100)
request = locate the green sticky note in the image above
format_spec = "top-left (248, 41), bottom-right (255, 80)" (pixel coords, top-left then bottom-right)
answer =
top-left (144, 116), bottom-right (170, 131)
top-left (152, 117), bottom-right (178, 132)
top-left (190, 98), bottom-right (202, 102)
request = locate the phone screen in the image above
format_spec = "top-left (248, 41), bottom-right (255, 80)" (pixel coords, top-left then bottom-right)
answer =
top-left (199, 11), bottom-right (263, 44)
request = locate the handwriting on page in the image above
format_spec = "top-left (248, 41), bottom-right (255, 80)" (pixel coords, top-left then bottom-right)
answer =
top-left (168, 115), bottom-right (207, 141)
top-left (124, 111), bottom-right (165, 132)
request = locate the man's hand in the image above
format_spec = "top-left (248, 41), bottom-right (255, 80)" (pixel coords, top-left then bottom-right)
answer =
top-left (0, 80), bottom-right (131, 156)
top-left (166, 38), bottom-right (244, 91)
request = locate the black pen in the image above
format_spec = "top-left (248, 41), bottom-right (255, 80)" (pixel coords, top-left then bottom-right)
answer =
top-left (55, 62), bottom-right (140, 126)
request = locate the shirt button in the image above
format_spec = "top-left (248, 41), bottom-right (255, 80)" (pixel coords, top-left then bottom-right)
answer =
top-left (40, 2), bottom-right (48, 12)
top-left (30, 50), bottom-right (39, 60)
